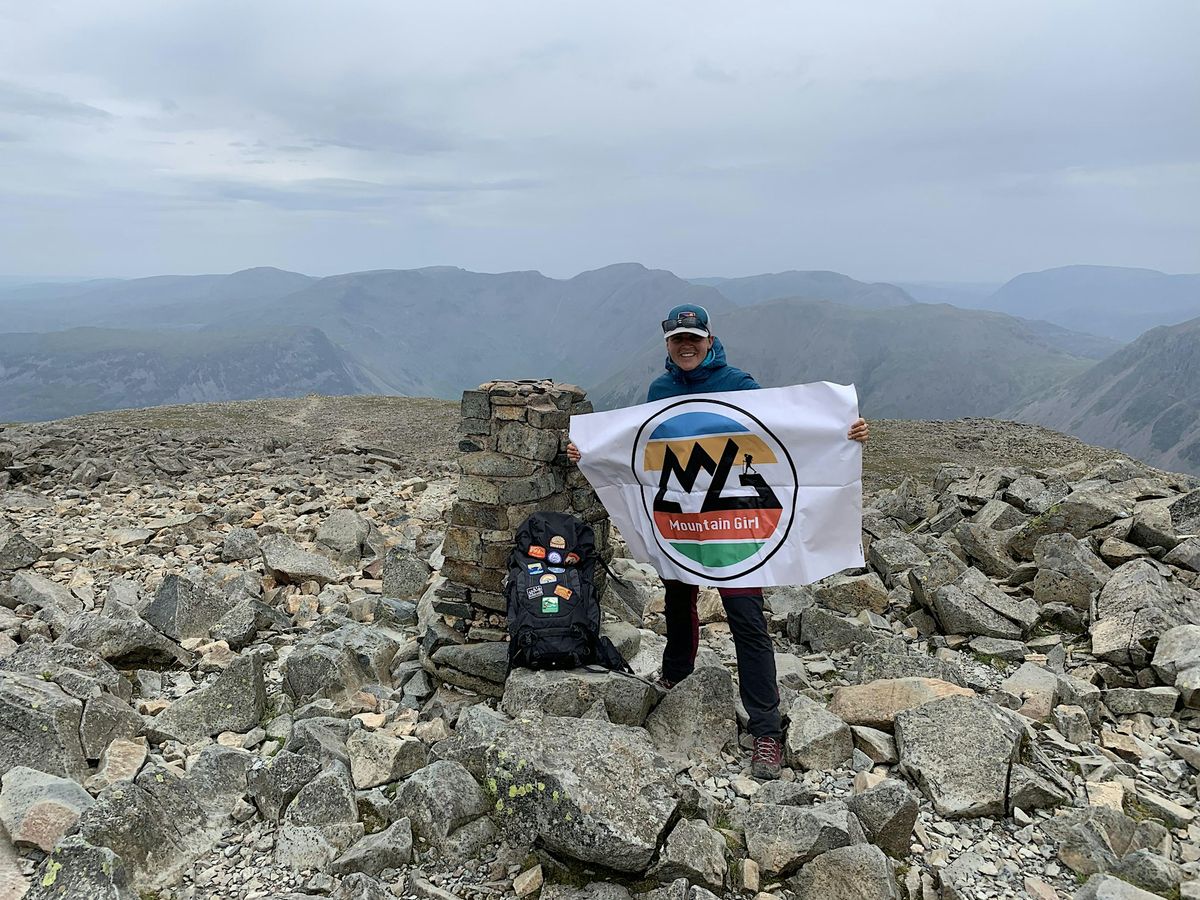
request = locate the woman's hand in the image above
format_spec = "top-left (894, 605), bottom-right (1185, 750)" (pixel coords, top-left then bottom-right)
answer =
top-left (847, 418), bottom-right (869, 444)
top-left (566, 442), bottom-right (581, 463)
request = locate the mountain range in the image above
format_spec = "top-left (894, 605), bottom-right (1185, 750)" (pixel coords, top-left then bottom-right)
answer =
top-left (1012, 314), bottom-right (1200, 474)
top-left (903, 265), bottom-right (1200, 342)
top-left (0, 261), bottom-right (1197, 471)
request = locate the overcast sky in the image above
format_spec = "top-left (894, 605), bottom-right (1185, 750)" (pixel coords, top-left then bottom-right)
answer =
top-left (0, 0), bottom-right (1197, 283)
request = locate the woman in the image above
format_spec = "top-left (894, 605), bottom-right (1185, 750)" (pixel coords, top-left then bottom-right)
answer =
top-left (568, 303), bottom-right (868, 778)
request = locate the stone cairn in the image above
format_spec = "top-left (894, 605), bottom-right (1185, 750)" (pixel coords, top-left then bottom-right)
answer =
top-left (432, 379), bottom-right (612, 644)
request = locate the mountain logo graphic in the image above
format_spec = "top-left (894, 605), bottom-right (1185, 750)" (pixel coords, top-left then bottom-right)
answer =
top-left (632, 399), bottom-right (798, 580)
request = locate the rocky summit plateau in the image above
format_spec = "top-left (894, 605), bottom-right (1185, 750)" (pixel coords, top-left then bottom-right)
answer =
top-left (0, 391), bottom-right (1198, 900)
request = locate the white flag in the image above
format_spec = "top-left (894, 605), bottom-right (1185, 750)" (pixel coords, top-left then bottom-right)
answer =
top-left (570, 382), bottom-right (864, 588)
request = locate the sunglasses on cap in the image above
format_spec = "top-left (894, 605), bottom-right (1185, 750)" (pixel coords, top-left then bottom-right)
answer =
top-left (661, 312), bottom-right (710, 334)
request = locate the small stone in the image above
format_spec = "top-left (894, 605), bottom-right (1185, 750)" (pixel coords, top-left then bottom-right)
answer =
top-left (513, 865), bottom-right (543, 898)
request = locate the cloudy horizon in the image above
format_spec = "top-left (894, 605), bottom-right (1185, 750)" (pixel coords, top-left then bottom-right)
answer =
top-left (1, 0), bottom-right (1197, 284)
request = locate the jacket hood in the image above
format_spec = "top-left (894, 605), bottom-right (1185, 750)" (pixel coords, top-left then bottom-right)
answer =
top-left (663, 337), bottom-right (728, 385)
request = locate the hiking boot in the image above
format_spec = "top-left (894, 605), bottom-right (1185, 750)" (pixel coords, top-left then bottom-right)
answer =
top-left (653, 674), bottom-right (676, 692)
top-left (751, 735), bottom-right (783, 780)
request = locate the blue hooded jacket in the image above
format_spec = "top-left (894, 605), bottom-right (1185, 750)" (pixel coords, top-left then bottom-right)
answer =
top-left (647, 337), bottom-right (761, 402)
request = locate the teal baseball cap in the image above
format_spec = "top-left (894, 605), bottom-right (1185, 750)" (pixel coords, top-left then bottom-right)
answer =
top-left (661, 304), bottom-right (711, 339)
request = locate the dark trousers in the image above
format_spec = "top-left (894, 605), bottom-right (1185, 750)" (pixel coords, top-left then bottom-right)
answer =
top-left (662, 579), bottom-right (782, 740)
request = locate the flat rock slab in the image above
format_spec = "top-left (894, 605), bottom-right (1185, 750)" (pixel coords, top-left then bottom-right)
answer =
top-left (829, 678), bottom-right (974, 730)
top-left (0, 766), bottom-right (95, 852)
top-left (501, 668), bottom-right (657, 727)
top-left (894, 694), bottom-right (1024, 818)
top-left (260, 534), bottom-right (342, 586)
top-left (1074, 874), bottom-right (1163, 900)
top-left (431, 642), bottom-right (510, 686)
top-left (485, 713), bottom-right (678, 873)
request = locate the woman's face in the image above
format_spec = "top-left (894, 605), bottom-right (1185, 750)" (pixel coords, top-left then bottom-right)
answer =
top-left (667, 333), bottom-right (714, 372)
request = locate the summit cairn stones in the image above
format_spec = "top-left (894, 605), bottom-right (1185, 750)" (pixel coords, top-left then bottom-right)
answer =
top-left (428, 380), bottom-right (611, 686)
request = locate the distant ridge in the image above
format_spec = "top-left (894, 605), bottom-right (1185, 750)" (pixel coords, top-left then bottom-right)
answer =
top-left (987, 265), bottom-right (1200, 341)
top-left (1013, 313), bottom-right (1200, 474)
top-left (692, 270), bottom-right (916, 308)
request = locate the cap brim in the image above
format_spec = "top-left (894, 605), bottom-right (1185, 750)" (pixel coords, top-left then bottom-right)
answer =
top-left (664, 327), bottom-right (710, 339)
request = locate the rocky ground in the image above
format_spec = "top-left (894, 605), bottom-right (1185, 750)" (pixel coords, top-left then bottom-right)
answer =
top-left (0, 395), bottom-right (1197, 900)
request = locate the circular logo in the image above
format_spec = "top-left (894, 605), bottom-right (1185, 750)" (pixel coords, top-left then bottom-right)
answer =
top-left (631, 398), bottom-right (797, 580)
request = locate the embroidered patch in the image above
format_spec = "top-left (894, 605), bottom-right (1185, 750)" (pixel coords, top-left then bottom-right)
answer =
top-left (539, 573), bottom-right (558, 584)
top-left (554, 585), bottom-right (573, 600)
top-left (526, 586), bottom-right (542, 600)
top-left (541, 598), bottom-right (560, 614)
top-left (527, 545), bottom-right (546, 559)
top-left (526, 563), bottom-right (544, 575)
top-left (548, 566), bottom-right (566, 574)
top-left (549, 535), bottom-right (567, 549)
top-left (547, 551), bottom-right (563, 564)
top-left (565, 552), bottom-right (580, 565)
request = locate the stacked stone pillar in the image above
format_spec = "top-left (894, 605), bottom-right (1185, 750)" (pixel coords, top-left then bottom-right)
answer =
top-left (434, 379), bottom-right (611, 643)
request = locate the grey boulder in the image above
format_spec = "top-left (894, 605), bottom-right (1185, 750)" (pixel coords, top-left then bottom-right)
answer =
top-left (392, 760), bottom-right (490, 847)
top-left (845, 779), bottom-right (919, 857)
top-left (790, 843), bottom-right (899, 900)
top-left (894, 694), bottom-right (1023, 818)
top-left (0, 673), bottom-right (87, 781)
top-left (260, 533), bottom-right (342, 586)
top-left (347, 729), bottom-right (428, 789)
top-left (148, 651), bottom-right (266, 744)
top-left (785, 694), bottom-right (852, 771)
top-left (645, 666), bottom-right (737, 760)
top-left (284, 762), bottom-right (358, 828)
top-left (1091, 560), bottom-right (1200, 665)
top-left (78, 764), bottom-right (217, 891)
top-left (1074, 874), bottom-right (1164, 900)
top-left (247, 750), bottom-right (323, 821)
top-left (0, 766), bottom-right (95, 852)
top-left (25, 835), bottom-right (134, 900)
top-left (931, 567), bottom-right (1037, 639)
top-left (382, 547), bottom-right (432, 599)
top-left (1032, 533), bottom-right (1111, 610)
top-left (649, 818), bottom-right (728, 891)
top-left (59, 608), bottom-right (191, 668)
top-left (502, 667), bottom-right (657, 727)
top-left (331, 817), bottom-right (413, 876)
top-left (743, 800), bottom-right (856, 878)
top-left (1151, 624), bottom-right (1200, 683)
top-left (142, 574), bottom-right (238, 642)
top-left (484, 713), bottom-right (678, 873)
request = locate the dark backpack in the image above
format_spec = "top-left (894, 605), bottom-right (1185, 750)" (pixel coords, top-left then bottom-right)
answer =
top-left (505, 511), bottom-right (631, 673)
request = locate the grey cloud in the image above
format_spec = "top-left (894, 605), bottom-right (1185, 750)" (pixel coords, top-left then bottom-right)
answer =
top-left (693, 60), bottom-right (738, 84)
top-left (0, 80), bottom-right (112, 121)
top-left (0, 1), bottom-right (1195, 281)
top-left (192, 176), bottom-right (544, 211)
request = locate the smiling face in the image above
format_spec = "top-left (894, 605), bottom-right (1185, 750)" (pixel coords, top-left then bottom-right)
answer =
top-left (667, 333), bottom-right (714, 372)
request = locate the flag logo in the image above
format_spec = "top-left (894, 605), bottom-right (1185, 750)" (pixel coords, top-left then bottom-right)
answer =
top-left (633, 400), bottom-right (797, 579)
